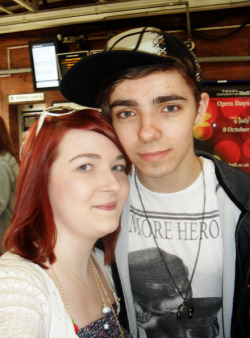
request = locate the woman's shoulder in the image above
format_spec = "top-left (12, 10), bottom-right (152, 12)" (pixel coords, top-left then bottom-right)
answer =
top-left (1, 251), bottom-right (44, 270)
top-left (0, 252), bottom-right (51, 315)
top-left (0, 253), bottom-right (60, 336)
top-left (0, 252), bottom-right (52, 296)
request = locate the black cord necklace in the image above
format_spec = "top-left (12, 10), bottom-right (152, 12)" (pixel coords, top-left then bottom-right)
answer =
top-left (134, 159), bottom-right (206, 319)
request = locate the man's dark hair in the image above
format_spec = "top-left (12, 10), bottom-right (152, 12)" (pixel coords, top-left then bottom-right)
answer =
top-left (98, 57), bottom-right (201, 118)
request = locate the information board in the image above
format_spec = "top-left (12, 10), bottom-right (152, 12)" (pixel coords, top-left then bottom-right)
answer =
top-left (57, 51), bottom-right (89, 78)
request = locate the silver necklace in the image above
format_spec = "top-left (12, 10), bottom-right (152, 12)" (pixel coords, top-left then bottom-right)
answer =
top-left (134, 159), bottom-right (206, 319)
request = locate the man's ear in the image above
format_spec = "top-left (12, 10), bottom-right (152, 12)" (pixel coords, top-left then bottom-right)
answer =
top-left (194, 92), bottom-right (210, 125)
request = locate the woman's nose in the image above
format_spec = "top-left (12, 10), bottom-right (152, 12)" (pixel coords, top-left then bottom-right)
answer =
top-left (102, 170), bottom-right (122, 193)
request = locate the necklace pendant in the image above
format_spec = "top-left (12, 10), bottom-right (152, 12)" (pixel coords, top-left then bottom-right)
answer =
top-left (102, 305), bottom-right (111, 314)
top-left (177, 301), bottom-right (194, 319)
top-left (188, 305), bottom-right (194, 319)
top-left (177, 302), bottom-right (184, 319)
top-left (177, 309), bottom-right (181, 319)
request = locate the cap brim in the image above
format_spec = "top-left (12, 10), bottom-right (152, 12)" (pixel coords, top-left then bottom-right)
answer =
top-left (60, 50), bottom-right (168, 108)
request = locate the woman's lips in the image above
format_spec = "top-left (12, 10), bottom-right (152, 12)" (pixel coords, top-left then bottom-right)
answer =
top-left (94, 202), bottom-right (116, 211)
top-left (139, 150), bottom-right (170, 162)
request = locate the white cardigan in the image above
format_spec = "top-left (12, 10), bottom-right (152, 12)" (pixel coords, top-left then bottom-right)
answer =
top-left (0, 249), bottom-right (114, 338)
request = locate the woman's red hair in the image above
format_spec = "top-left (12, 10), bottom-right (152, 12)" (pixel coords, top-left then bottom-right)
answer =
top-left (4, 109), bottom-right (130, 267)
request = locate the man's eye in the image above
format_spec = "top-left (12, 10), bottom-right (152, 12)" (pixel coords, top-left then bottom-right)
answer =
top-left (163, 105), bottom-right (178, 113)
top-left (118, 111), bottom-right (135, 118)
top-left (78, 164), bottom-right (92, 172)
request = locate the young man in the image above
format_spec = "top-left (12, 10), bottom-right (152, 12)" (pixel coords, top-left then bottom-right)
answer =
top-left (60, 27), bottom-right (250, 338)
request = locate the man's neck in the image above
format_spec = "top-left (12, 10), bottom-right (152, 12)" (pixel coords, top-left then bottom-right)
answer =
top-left (136, 157), bottom-right (203, 193)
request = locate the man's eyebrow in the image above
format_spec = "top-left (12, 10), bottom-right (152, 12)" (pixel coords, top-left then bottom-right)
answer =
top-left (109, 96), bottom-right (186, 108)
top-left (109, 99), bottom-right (138, 108)
top-left (153, 95), bottom-right (186, 105)
top-left (69, 153), bottom-right (125, 162)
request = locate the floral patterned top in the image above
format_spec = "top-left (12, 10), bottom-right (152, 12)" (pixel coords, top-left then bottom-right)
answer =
top-left (76, 304), bottom-right (131, 337)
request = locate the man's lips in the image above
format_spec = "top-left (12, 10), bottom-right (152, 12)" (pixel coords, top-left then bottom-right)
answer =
top-left (94, 202), bottom-right (117, 210)
top-left (139, 150), bottom-right (170, 162)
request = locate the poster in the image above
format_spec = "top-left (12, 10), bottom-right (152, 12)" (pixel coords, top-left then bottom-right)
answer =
top-left (194, 83), bottom-right (250, 175)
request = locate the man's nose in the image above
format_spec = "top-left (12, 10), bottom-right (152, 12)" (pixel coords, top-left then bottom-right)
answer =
top-left (138, 114), bottom-right (162, 143)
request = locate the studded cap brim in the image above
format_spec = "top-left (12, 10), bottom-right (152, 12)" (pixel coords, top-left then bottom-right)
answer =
top-left (60, 27), bottom-right (202, 108)
top-left (60, 50), bottom-right (175, 108)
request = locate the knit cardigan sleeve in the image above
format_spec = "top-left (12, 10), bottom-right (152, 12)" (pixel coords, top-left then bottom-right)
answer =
top-left (0, 252), bottom-right (51, 337)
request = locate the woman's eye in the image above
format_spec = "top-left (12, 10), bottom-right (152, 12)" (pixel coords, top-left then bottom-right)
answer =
top-left (78, 164), bottom-right (92, 172)
top-left (112, 164), bottom-right (126, 172)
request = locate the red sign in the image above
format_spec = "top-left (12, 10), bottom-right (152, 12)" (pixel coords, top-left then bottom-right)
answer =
top-left (194, 96), bottom-right (250, 174)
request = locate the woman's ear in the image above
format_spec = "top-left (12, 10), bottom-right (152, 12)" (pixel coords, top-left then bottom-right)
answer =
top-left (194, 92), bottom-right (210, 125)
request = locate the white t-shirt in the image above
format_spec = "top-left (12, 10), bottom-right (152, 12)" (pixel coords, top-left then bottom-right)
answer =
top-left (128, 158), bottom-right (223, 338)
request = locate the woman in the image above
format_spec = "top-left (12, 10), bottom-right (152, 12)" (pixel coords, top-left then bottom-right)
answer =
top-left (0, 108), bottom-right (131, 337)
top-left (0, 117), bottom-right (19, 254)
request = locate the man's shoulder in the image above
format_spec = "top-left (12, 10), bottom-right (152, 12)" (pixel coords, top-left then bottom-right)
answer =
top-left (197, 151), bottom-right (250, 180)
top-left (197, 151), bottom-right (250, 209)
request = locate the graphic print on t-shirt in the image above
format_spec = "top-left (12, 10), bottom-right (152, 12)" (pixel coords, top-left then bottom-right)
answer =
top-left (128, 159), bottom-right (223, 338)
top-left (129, 248), bottom-right (222, 338)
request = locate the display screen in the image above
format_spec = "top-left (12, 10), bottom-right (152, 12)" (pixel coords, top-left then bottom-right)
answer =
top-left (194, 81), bottom-right (250, 174)
top-left (29, 39), bottom-right (60, 90)
top-left (57, 51), bottom-right (89, 78)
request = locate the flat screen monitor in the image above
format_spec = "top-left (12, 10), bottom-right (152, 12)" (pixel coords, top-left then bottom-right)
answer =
top-left (29, 39), bottom-right (60, 91)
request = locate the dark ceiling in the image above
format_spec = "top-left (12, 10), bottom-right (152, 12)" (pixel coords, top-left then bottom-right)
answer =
top-left (0, 1), bottom-right (102, 15)
top-left (0, 0), bottom-right (249, 44)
